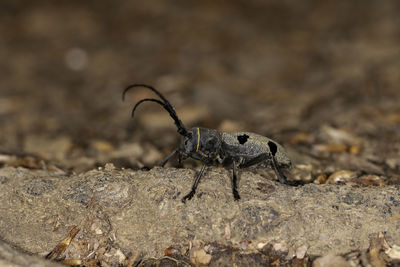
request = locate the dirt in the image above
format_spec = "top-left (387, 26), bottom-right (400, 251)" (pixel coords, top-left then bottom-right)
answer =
top-left (0, 0), bottom-right (399, 266)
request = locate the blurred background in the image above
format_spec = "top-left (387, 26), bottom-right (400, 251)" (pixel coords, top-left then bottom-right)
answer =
top-left (0, 0), bottom-right (399, 179)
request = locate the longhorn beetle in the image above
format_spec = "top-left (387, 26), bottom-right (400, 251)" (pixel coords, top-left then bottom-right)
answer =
top-left (122, 84), bottom-right (298, 203)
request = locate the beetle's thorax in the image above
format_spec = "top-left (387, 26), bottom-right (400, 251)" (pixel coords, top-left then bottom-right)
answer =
top-left (180, 127), bottom-right (222, 163)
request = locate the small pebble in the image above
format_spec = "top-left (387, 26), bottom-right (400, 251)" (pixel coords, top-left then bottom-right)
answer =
top-left (190, 248), bottom-right (212, 265)
top-left (327, 170), bottom-right (358, 184)
top-left (386, 244), bottom-right (400, 260)
top-left (296, 244), bottom-right (308, 259)
top-left (313, 254), bottom-right (351, 267)
top-left (315, 173), bottom-right (327, 184)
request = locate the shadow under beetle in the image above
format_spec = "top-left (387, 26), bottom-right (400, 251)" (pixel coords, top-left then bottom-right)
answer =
top-left (122, 84), bottom-right (299, 203)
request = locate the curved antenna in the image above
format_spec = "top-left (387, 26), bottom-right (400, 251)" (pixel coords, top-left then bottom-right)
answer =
top-left (122, 84), bottom-right (190, 137)
top-left (123, 84), bottom-right (170, 103)
top-left (130, 98), bottom-right (167, 118)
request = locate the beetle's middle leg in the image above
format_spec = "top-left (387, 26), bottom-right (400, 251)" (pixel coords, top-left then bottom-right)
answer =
top-left (232, 161), bottom-right (241, 200)
top-left (182, 164), bottom-right (207, 203)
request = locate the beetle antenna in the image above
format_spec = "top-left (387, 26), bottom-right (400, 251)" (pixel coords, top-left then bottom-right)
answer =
top-left (130, 98), bottom-right (165, 118)
top-left (123, 84), bottom-right (170, 104)
top-left (123, 84), bottom-right (190, 137)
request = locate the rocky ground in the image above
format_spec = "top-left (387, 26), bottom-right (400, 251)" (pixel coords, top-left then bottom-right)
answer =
top-left (0, 0), bottom-right (399, 266)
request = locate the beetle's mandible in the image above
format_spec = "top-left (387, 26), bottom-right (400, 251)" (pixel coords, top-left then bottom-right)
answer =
top-left (122, 84), bottom-right (298, 202)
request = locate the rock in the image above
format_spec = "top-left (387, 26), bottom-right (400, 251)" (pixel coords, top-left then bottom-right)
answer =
top-left (0, 239), bottom-right (64, 267)
top-left (90, 140), bottom-right (114, 152)
top-left (313, 254), bottom-right (351, 267)
top-left (190, 248), bottom-right (212, 266)
top-left (314, 173), bottom-right (327, 184)
top-left (0, 166), bottom-right (399, 266)
top-left (386, 244), bottom-right (400, 261)
top-left (296, 244), bottom-right (308, 259)
top-left (319, 125), bottom-right (362, 146)
top-left (291, 164), bottom-right (313, 182)
top-left (386, 157), bottom-right (400, 170)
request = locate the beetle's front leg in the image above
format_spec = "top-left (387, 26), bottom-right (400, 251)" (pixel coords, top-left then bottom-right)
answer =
top-left (177, 151), bottom-right (183, 168)
top-left (160, 148), bottom-right (179, 167)
top-left (182, 164), bottom-right (207, 203)
top-left (232, 161), bottom-right (241, 201)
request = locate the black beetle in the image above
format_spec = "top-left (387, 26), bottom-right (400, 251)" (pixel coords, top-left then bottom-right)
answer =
top-left (123, 84), bottom-right (298, 202)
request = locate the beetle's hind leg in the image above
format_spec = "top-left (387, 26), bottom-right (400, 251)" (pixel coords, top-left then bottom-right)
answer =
top-left (271, 156), bottom-right (303, 186)
top-left (182, 164), bottom-right (207, 203)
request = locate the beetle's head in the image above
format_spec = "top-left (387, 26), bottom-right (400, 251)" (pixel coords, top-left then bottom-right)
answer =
top-left (180, 127), bottom-right (221, 162)
top-left (123, 85), bottom-right (224, 164)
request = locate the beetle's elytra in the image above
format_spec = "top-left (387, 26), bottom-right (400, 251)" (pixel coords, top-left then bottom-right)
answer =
top-left (123, 84), bottom-right (297, 202)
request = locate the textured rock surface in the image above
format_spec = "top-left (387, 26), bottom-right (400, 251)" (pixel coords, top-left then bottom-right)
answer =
top-left (0, 166), bottom-right (399, 263)
top-left (0, 240), bottom-right (64, 267)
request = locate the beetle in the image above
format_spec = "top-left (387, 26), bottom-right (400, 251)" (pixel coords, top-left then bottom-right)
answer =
top-left (122, 84), bottom-right (299, 202)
